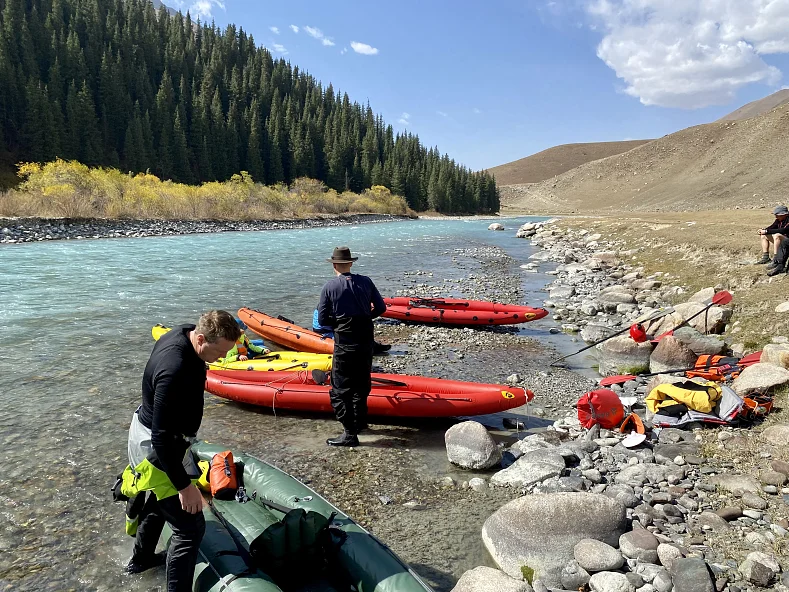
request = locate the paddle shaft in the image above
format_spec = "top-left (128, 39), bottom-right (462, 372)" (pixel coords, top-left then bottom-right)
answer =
top-left (601, 363), bottom-right (737, 386)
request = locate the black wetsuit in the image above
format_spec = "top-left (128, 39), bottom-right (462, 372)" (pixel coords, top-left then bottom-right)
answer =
top-left (318, 273), bottom-right (386, 434)
top-left (133, 324), bottom-right (207, 591)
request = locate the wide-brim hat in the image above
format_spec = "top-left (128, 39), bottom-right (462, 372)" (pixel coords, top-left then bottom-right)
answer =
top-left (328, 246), bottom-right (358, 263)
top-left (773, 205), bottom-right (789, 215)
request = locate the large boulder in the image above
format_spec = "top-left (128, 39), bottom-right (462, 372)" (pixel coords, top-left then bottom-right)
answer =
top-left (672, 327), bottom-right (726, 356)
top-left (671, 302), bottom-right (732, 334)
top-left (597, 335), bottom-right (654, 376)
top-left (450, 566), bottom-right (533, 592)
top-left (489, 223), bottom-right (505, 231)
top-left (731, 363), bottom-right (789, 396)
top-left (649, 336), bottom-right (697, 374)
top-left (589, 572), bottom-right (635, 592)
top-left (582, 324), bottom-right (616, 344)
top-left (445, 421), bottom-right (502, 469)
top-left (688, 287), bottom-right (715, 304)
top-left (482, 493), bottom-right (628, 587)
top-left (760, 344), bottom-right (789, 369)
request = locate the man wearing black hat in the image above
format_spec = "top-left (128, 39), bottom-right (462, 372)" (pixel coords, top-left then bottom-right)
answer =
top-left (317, 246), bottom-right (386, 446)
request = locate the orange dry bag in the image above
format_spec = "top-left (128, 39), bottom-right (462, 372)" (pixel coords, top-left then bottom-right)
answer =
top-left (209, 451), bottom-right (238, 500)
top-left (577, 389), bottom-right (625, 429)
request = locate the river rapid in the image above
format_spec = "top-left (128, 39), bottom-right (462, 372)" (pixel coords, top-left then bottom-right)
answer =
top-left (0, 216), bottom-right (594, 591)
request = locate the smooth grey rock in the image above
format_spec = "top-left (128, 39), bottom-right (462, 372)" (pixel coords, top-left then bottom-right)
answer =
top-left (589, 572), bottom-right (635, 592)
top-left (489, 223), bottom-right (505, 231)
top-left (696, 512), bottom-right (731, 532)
top-left (657, 543), bottom-right (683, 571)
top-left (741, 492), bottom-right (768, 510)
top-left (520, 449), bottom-right (567, 471)
top-left (707, 474), bottom-right (761, 495)
top-left (482, 493), bottom-right (628, 587)
top-left (739, 552), bottom-right (780, 586)
top-left (490, 459), bottom-right (561, 488)
top-left (451, 566), bottom-right (534, 592)
top-left (732, 364), bottom-right (789, 396)
top-left (653, 569), bottom-right (673, 592)
top-left (446, 421), bottom-right (503, 469)
top-left (597, 335), bottom-right (653, 376)
top-left (619, 529), bottom-right (660, 563)
top-left (672, 327), bottom-right (726, 356)
top-left (574, 539), bottom-right (624, 572)
top-left (760, 344), bottom-right (789, 370)
top-left (672, 558), bottom-right (714, 592)
top-left (561, 561), bottom-right (591, 589)
top-left (761, 470), bottom-right (787, 486)
top-left (649, 336), bottom-right (697, 374)
top-left (761, 424), bottom-right (789, 448)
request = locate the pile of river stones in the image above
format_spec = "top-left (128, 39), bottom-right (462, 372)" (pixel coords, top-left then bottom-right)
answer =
top-left (443, 221), bottom-right (789, 592)
top-left (0, 213), bottom-right (406, 243)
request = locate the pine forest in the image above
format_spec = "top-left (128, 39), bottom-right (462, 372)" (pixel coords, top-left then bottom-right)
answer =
top-left (0, 0), bottom-right (500, 213)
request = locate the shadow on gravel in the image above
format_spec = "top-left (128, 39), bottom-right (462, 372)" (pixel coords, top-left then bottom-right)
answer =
top-left (410, 562), bottom-right (457, 592)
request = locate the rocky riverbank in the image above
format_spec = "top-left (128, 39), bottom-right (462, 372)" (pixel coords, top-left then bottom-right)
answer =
top-left (437, 220), bottom-right (789, 592)
top-left (0, 213), bottom-right (410, 244)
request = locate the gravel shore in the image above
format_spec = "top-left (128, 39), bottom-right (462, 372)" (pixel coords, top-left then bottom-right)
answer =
top-left (0, 213), bottom-right (411, 244)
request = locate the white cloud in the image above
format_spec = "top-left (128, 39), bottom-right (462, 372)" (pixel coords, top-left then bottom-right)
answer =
top-left (351, 41), bottom-right (379, 55)
top-left (304, 26), bottom-right (335, 47)
top-left (270, 26), bottom-right (280, 35)
top-left (398, 112), bottom-right (411, 126)
top-left (189, 0), bottom-right (225, 19)
top-left (341, 47), bottom-right (348, 55)
top-left (290, 25), bottom-right (299, 33)
top-left (437, 110), bottom-right (448, 117)
top-left (585, 0), bottom-right (789, 109)
top-left (272, 43), bottom-right (288, 55)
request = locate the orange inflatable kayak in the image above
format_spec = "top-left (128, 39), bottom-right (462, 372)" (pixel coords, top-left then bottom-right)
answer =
top-left (238, 308), bottom-right (334, 354)
top-left (206, 369), bottom-right (532, 418)
top-left (382, 297), bottom-right (549, 326)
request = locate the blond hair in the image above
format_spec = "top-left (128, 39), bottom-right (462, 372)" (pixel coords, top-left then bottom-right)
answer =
top-left (195, 310), bottom-right (242, 343)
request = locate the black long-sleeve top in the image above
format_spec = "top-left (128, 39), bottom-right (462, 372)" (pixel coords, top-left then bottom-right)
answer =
top-left (138, 324), bottom-right (206, 491)
top-left (317, 272), bottom-right (386, 345)
top-left (764, 217), bottom-right (789, 235)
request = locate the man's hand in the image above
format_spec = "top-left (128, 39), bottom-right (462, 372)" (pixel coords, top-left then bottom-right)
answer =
top-left (759, 229), bottom-right (766, 235)
top-left (238, 355), bottom-right (249, 361)
top-left (179, 483), bottom-right (203, 514)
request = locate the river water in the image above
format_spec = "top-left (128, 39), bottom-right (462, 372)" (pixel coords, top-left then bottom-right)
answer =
top-left (0, 216), bottom-right (591, 591)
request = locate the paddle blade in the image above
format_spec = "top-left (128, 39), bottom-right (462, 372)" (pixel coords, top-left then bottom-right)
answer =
top-left (739, 351), bottom-right (762, 366)
top-left (711, 290), bottom-right (733, 306)
top-left (600, 374), bottom-right (637, 387)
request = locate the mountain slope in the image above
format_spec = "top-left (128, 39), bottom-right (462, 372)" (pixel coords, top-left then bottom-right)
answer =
top-left (501, 101), bottom-right (789, 214)
top-left (490, 140), bottom-right (651, 186)
top-left (718, 89), bottom-right (789, 122)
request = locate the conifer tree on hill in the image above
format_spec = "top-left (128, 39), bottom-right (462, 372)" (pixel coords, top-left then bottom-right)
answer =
top-left (0, 0), bottom-right (500, 213)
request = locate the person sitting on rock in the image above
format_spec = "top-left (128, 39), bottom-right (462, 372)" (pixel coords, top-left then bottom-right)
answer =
top-left (756, 205), bottom-right (789, 264)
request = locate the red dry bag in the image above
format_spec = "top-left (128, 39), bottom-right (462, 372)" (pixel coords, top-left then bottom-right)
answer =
top-left (577, 389), bottom-right (625, 429)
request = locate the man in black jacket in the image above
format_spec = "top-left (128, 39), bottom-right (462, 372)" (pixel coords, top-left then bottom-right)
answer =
top-left (125, 310), bottom-right (240, 590)
top-left (317, 246), bottom-right (386, 447)
top-left (756, 205), bottom-right (789, 264)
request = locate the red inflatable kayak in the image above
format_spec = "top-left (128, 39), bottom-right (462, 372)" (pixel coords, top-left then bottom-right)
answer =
top-left (206, 369), bottom-right (532, 417)
top-left (382, 297), bottom-right (549, 326)
top-left (238, 308), bottom-right (334, 354)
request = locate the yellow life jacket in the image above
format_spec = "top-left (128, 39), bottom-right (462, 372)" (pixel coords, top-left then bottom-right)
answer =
top-left (646, 381), bottom-right (722, 414)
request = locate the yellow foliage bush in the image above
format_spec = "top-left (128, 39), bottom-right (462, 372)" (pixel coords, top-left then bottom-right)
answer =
top-left (2, 160), bottom-right (411, 220)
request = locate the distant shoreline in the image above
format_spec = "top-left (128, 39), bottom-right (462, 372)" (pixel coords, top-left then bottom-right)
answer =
top-left (0, 213), bottom-right (413, 245)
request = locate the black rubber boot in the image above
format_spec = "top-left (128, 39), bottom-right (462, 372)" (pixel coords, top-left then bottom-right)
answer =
top-left (125, 551), bottom-right (167, 574)
top-left (756, 253), bottom-right (771, 264)
top-left (326, 431), bottom-right (359, 447)
top-left (767, 266), bottom-right (787, 277)
top-left (372, 341), bottom-right (392, 355)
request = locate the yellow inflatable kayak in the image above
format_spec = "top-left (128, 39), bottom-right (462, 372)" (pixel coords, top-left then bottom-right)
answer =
top-left (151, 325), bottom-right (333, 372)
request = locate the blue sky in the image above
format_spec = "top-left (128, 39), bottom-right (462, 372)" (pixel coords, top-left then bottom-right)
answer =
top-left (173, 0), bottom-right (789, 171)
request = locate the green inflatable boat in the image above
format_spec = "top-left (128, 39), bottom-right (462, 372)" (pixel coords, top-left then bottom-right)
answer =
top-left (162, 441), bottom-right (433, 592)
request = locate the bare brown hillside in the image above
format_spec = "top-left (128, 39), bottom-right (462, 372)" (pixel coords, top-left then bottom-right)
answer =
top-left (501, 101), bottom-right (789, 214)
top-left (718, 89), bottom-right (789, 122)
top-left (489, 140), bottom-right (651, 185)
